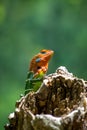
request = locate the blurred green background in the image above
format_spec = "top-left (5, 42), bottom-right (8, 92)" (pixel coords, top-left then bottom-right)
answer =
top-left (0, 0), bottom-right (87, 129)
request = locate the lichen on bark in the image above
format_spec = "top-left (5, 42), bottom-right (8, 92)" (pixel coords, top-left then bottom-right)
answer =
top-left (5, 66), bottom-right (87, 130)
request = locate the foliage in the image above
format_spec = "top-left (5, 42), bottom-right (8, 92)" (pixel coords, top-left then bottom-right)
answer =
top-left (0, 0), bottom-right (87, 130)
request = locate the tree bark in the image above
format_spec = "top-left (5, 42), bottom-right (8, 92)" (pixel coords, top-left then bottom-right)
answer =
top-left (5, 66), bottom-right (87, 130)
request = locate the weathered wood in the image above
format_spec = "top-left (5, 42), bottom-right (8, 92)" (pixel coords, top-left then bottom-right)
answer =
top-left (5, 66), bottom-right (87, 130)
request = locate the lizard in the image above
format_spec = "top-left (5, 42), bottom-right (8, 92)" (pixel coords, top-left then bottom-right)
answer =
top-left (25, 49), bottom-right (54, 95)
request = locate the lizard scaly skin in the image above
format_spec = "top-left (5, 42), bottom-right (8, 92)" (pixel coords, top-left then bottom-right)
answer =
top-left (25, 49), bottom-right (54, 94)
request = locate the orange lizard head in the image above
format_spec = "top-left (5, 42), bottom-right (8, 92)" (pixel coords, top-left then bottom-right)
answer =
top-left (29, 49), bottom-right (54, 76)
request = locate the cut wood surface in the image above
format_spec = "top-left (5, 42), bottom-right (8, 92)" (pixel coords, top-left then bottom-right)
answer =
top-left (5, 66), bottom-right (87, 130)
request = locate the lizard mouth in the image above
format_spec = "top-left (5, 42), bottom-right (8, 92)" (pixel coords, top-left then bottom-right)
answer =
top-left (40, 50), bottom-right (54, 62)
top-left (29, 49), bottom-right (54, 73)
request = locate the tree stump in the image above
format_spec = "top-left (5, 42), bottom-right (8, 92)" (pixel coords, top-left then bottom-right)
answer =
top-left (5, 66), bottom-right (87, 130)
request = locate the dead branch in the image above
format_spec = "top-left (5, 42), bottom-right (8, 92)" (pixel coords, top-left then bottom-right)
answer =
top-left (5, 66), bottom-right (87, 130)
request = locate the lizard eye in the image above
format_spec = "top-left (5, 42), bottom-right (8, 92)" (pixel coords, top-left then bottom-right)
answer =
top-left (40, 51), bottom-right (46, 54)
top-left (37, 66), bottom-right (41, 69)
top-left (35, 58), bottom-right (41, 63)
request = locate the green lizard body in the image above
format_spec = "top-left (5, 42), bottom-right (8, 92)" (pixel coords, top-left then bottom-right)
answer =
top-left (25, 49), bottom-right (54, 95)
